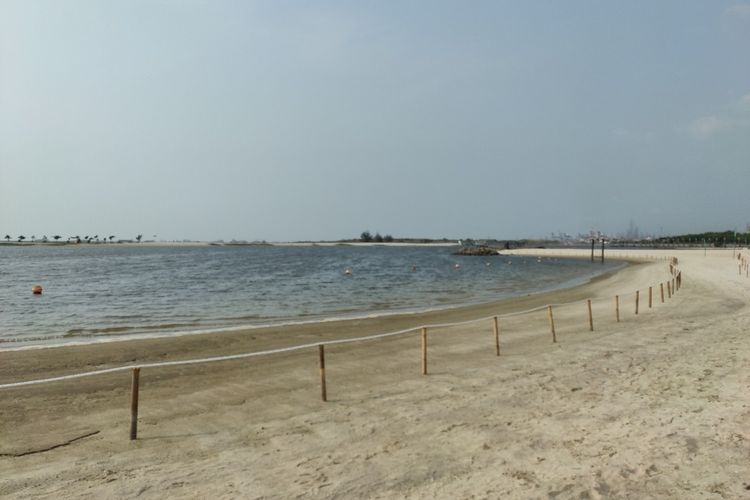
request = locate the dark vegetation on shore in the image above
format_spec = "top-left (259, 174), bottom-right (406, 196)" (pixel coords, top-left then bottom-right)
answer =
top-left (650, 230), bottom-right (749, 247)
top-left (1, 234), bottom-right (143, 245)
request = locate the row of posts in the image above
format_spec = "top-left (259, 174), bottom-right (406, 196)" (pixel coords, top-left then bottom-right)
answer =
top-left (127, 268), bottom-right (682, 440)
top-left (739, 252), bottom-right (749, 278)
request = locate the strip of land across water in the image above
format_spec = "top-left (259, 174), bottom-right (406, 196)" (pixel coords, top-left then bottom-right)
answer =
top-left (1, 248), bottom-right (749, 498)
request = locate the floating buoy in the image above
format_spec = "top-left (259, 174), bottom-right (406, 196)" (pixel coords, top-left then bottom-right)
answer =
top-left (344, 268), bottom-right (352, 276)
top-left (32, 285), bottom-right (43, 295)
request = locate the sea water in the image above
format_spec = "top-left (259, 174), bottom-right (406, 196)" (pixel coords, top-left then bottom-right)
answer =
top-left (0, 244), bottom-right (622, 347)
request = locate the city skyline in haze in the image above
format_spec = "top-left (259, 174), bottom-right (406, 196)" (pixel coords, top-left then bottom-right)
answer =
top-left (2, 1), bottom-right (749, 242)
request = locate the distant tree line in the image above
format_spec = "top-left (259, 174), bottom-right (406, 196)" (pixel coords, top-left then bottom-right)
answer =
top-left (360, 230), bottom-right (394, 243)
top-left (652, 230), bottom-right (748, 247)
top-left (2, 234), bottom-right (145, 244)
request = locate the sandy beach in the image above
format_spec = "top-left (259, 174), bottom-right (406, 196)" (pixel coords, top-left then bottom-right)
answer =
top-left (1, 248), bottom-right (749, 499)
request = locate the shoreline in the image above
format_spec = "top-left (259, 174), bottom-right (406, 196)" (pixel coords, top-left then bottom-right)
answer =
top-left (0, 256), bottom-right (634, 384)
top-left (0, 256), bottom-right (628, 352)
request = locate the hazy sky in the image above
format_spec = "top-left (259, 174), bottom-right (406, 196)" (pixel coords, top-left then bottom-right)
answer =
top-left (1, 1), bottom-right (749, 241)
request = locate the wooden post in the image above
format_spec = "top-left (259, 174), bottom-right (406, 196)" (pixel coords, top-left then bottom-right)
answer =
top-left (635, 290), bottom-right (639, 315)
top-left (318, 344), bottom-right (327, 402)
top-left (648, 286), bottom-right (653, 308)
top-left (547, 305), bottom-right (556, 343)
top-left (672, 278), bottom-right (675, 293)
top-left (601, 240), bottom-right (605, 263)
top-left (615, 295), bottom-right (620, 322)
top-left (493, 316), bottom-right (500, 356)
top-left (130, 367), bottom-right (140, 441)
top-left (591, 239), bottom-right (595, 262)
top-left (421, 327), bottom-right (427, 375)
top-left (660, 283), bottom-right (664, 303)
top-left (667, 281), bottom-right (671, 298)
top-left (587, 299), bottom-right (593, 331)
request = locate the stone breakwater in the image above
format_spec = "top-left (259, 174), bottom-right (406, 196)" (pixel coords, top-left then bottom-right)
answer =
top-left (453, 246), bottom-right (500, 256)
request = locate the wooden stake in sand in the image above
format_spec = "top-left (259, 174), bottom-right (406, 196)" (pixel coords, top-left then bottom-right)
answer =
top-left (660, 283), bottom-right (665, 303)
top-left (672, 278), bottom-right (676, 294)
top-left (130, 367), bottom-right (140, 441)
top-left (635, 290), bottom-right (640, 315)
top-left (493, 316), bottom-right (500, 356)
top-left (667, 281), bottom-right (672, 298)
top-left (318, 344), bottom-right (327, 402)
top-left (587, 299), bottom-right (593, 331)
top-left (615, 295), bottom-right (620, 322)
top-left (648, 286), bottom-right (653, 308)
top-left (547, 305), bottom-right (557, 343)
top-left (421, 327), bottom-right (428, 375)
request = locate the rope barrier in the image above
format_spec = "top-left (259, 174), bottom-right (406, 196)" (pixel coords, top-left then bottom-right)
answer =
top-left (0, 302), bottom-right (557, 389)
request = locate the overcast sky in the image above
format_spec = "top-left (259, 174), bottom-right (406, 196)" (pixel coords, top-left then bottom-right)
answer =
top-left (1, 1), bottom-right (749, 242)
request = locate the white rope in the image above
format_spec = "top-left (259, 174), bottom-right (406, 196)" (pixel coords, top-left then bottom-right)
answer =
top-left (0, 301), bottom-right (562, 389)
top-left (0, 259), bottom-right (680, 390)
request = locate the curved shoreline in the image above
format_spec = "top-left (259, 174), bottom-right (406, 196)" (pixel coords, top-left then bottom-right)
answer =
top-left (0, 256), bottom-right (640, 383)
top-left (1, 256), bottom-right (628, 353)
top-left (1, 249), bottom-right (622, 349)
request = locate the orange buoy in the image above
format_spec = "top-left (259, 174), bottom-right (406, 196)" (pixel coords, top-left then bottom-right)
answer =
top-left (32, 285), bottom-right (43, 294)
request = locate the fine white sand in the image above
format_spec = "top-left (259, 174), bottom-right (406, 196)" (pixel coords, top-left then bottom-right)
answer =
top-left (1, 248), bottom-right (749, 499)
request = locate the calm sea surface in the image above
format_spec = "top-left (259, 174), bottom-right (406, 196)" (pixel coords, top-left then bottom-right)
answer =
top-left (0, 244), bottom-right (623, 348)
